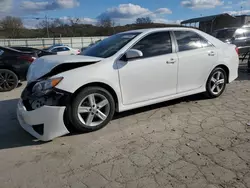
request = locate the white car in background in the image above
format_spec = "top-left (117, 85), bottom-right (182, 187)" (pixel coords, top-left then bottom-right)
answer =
top-left (44, 44), bottom-right (80, 55)
top-left (17, 27), bottom-right (239, 141)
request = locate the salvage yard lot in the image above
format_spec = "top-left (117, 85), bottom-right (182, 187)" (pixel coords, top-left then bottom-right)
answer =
top-left (0, 71), bottom-right (250, 188)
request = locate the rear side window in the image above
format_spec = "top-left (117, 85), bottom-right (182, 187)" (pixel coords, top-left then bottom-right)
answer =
top-left (62, 47), bottom-right (70, 51)
top-left (52, 47), bottom-right (68, 52)
top-left (57, 47), bottom-right (65, 52)
top-left (132, 31), bottom-right (172, 58)
top-left (174, 31), bottom-right (212, 52)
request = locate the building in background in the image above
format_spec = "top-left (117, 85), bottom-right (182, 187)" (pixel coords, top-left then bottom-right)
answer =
top-left (181, 14), bottom-right (250, 34)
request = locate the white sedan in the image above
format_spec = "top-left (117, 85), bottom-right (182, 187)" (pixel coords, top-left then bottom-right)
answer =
top-left (45, 45), bottom-right (80, 55)
top-left (17, 27), bottom-right (239, 141)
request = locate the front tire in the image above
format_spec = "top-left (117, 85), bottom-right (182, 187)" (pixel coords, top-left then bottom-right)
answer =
top-left (66, 87), bottom-right (115, 132)
top-left (0, 69), bottom-right (18, 92)
top-left (206, 67), bottom-right (227, 98)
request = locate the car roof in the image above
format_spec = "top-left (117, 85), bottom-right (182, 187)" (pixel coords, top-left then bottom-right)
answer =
top-left (51, 44), bottom-right (64, 47)
top-left (0, 46), bottom-right (23, 52)
top-left (121, 26), bottom-right (226, 47)
top-left (121, 27), bottom-right (200, 34)
top-left (48, 45), bottom-right (70, 50)
top-left (213, 28), bottom-right (238, 32)
top-left (49, 44), bottom-right (68, 48)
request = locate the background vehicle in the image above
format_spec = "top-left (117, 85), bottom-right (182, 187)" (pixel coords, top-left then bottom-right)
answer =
top-left (44, 44), bottom-right (80, 55)
top-left (81, 39), bottom-right (102, 52)
top-left (212, 25), bottom-right (250, 54)
top-left (18, 27), bottom-right (239, 141)
top-left (0, 46), bottom-right (36, 92)
top-left (11, 46), bottom-right (56, 57)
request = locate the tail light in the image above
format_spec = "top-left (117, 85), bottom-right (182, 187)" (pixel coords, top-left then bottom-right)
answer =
top-left (19, 55), bottom-right (36, 63)
top-left (235, 47), bottom-right (239, 56)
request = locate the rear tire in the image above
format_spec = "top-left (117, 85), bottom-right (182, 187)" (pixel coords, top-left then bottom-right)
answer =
top-left (206, 67), bottom-right (227, 98)
top-left (0, 69), bottom-right (18, 92)
top-left (66, 87), bottom-right (115, 132)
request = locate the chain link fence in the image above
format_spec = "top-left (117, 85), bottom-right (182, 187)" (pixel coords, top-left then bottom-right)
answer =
top-left (0, 36), bottom-right (107, 49)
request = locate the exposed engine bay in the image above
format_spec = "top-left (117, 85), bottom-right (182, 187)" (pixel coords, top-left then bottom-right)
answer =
top-left (29, 95), bottom-right (61, 110)
top-left (21, 82), bottom-right (71, 111)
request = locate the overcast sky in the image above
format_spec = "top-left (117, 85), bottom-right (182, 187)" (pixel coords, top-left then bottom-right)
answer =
top-left (0, 0), bottom-right (249, 28)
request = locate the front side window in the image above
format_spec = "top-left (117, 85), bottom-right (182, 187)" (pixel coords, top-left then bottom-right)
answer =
top-left (51, 48), bottom-right (58, 52)
top-left (174, 31), bottom-right (212, 52)
top-left (132, 32), bottom-right (172, 58)
top-left (82, 32), bottom-right (141, 58)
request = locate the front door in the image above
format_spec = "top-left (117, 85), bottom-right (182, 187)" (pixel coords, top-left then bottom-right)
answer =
top-left (174, 30), bottom-right (218, 93)
top-left (117, 31), bottom-right (178, 105)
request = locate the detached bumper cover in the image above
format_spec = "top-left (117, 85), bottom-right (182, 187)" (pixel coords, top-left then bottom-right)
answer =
top-left (17, 99), bottom-right (70, 141)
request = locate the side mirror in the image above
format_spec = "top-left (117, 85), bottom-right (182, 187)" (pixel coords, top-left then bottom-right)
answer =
top-left (125, 49), bottom-right (143, 60)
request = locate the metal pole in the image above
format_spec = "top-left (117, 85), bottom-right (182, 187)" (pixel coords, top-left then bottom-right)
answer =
top-left (248, 51), bottom-right (250, 73)
top-left (45, 15), bottom-right (49, 38)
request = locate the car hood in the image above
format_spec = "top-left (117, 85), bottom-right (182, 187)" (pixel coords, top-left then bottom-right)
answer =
top-left (27, 55), bottom-right (103, 82)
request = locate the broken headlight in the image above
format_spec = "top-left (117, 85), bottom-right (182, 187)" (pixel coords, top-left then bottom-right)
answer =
top-left (32, 77), bottom-right (63, 95)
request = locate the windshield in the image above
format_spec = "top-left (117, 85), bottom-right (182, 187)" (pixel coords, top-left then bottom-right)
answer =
top-left (82, 32), bottom-right (141, 58)
top-left (213, 29), bottom-right (236, 39)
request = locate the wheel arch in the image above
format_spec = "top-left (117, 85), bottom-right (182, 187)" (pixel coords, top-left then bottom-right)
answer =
top-left (0, 66), bottom-right (20, 79)
top-left (214, 64), bottom-right (230, 83)
top-left (71, 82), bottom-right (119, 111)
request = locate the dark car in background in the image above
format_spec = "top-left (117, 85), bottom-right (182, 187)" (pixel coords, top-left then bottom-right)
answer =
top-left (11, 46), bottom-right (56, 57)
top-left (0, 47), bottom-right (37, 92)
top-left (212, 26), bottom-right (250, 54)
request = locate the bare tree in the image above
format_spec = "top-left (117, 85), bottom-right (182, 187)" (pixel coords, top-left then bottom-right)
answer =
top-left (51, 18), bottom-right (64, 28)
top-left (68, 17), bottom-right (80, 37)
top-left (97, 17), bottom-right (116, 34)
top-left (69, 18), bottom-right (80, 26)
top-left (36, 19), bottom-right (52, 38)
top-left (0, 16), bottom-right (23, 38)
top-left (98, 17), bottom-right (115, 28)
top-left (135, 17), bottom-right (152, 24)
top-left (36, 20), bottom-right (49, 29)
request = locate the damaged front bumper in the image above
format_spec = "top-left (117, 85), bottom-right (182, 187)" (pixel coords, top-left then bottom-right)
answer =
top-left (17, 83), bottom-right (72, 141)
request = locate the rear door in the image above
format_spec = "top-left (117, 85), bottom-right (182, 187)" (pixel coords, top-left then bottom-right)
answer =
top-left (174, 30), bottom-right (218, 93)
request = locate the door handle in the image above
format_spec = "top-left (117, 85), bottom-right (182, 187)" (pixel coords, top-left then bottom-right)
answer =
top-left (208, 51), bottom-right (215, 56)
top-left (166, 58), bottom-right (176, 64)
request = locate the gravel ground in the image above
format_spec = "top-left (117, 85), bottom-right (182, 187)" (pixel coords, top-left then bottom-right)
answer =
top-left (0, 71), bottom-right (250, 188)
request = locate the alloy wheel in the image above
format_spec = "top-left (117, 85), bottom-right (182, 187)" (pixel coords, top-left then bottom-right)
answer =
top-left (77, 93), bottom-right (110, 127)
top-left (0, 70), bottom-right (17, 91)
top-left (209, 70), bottom-right (225, 95)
